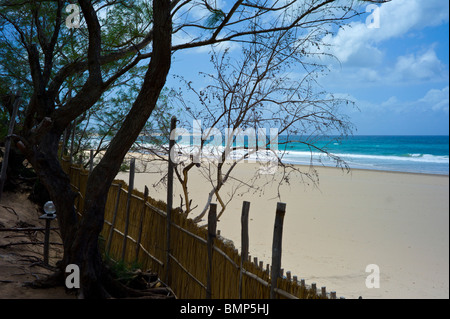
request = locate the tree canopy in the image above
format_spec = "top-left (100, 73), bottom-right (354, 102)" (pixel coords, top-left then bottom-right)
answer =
top-left (0, 0), bottom-right (388, 299)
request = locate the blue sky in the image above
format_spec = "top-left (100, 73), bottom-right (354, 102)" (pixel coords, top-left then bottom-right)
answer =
top-left (166, 0), bottom-right (449, 136)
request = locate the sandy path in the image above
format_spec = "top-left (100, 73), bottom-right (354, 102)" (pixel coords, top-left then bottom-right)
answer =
top-left (0, 192), bottom-right (73, 299)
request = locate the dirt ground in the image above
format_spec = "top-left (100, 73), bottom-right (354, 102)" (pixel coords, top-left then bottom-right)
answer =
top-left (0, 191), bottom-right (74, 299)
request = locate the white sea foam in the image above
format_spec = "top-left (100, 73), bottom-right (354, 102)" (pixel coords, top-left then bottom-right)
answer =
top-left (91, 138), bottom-right (449, 174)
top-left (136, 142), bottom-right (449, 166)
top-left (281, 150), bottom-right (449, 164)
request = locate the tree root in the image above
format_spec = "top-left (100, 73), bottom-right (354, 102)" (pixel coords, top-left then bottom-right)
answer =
top-left (23, 268), bottom-right (64, 289)
top-left (24, 261), bottom-right (175, 299)
top-left (100, 264), bottom-right (176, 299)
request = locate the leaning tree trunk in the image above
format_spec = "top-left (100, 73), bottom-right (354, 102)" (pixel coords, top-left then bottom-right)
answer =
top-left (62, 0), bottom-right (172, 298)
top-left (17, 0), bottom-right (172, 299)
top-left (30, 131), bottom-right (78, 263)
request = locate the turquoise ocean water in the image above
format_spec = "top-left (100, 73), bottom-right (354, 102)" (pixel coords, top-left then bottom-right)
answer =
top-left (134, 134), bottom-right (449, 176)
top-left (279, 135), bottom-right (449, 175)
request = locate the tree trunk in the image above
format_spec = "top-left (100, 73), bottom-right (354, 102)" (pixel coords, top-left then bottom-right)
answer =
top-left (30, 131), bottom-right (78, 262)
top-left (61, 0), bottom-right (172, 298)
top-left (16, 0), bottom-right (172, 299)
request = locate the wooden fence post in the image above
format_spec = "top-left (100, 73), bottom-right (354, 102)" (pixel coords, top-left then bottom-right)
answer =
top-left (206, 203), bottom-right (217, 299)
top-left (121, 158), bottom-right (135, 261)
top-left (165, 116), bottom-right (176, 283)
top-left (241, 201), bottom-right (250, 262)
top-left (0, 95), bottom-right (21, 202)
top-left (106, 183), bottom-right (122, 255)
top-left (286, 271), bottom-right (292, 281)
top-left (239, 201), bottom-right (250, 299)
top-left (311, 283), bottom-right (317, 296)
top-left (135, 186), bottom-right (149, 263)
top-left (270, 202), bottom-right (286, 299)
top-left (322, 286), bottom-right (327, 298)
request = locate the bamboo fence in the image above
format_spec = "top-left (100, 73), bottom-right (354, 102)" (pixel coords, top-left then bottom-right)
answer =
top-left (60, 156), bottom-right (338, 299)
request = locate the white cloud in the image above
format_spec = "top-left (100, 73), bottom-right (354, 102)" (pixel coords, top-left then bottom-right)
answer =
top-left (324, 0), bottom-right (449, 67)
top-left (392, 47), bottom-right (446, 81)
top-left (381, 96), bottom-right (399, 107)
top-left (344, 86), bottom-right (449, 116)
top-left (419, 86), bottom-right (449, 112)
top-left (193, 40), bottom-right (241, 54)
top-left (371, 0), bottom-right (448, 39)
top-left (322, 23), bottom-right (381, 65)
top-left (369, 86), bottom-right (449, 114)
top-left (172, 29), bottom-right (197, 47)
top-left (321, 44), bottom-right (448, 88)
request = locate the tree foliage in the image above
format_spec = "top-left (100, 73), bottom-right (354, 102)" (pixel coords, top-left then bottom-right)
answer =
top-left (0, 0), bottom-right (388, 298)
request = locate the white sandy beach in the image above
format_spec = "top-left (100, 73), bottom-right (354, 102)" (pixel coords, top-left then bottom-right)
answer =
top-left (117, 157), bottom-right (449, 299)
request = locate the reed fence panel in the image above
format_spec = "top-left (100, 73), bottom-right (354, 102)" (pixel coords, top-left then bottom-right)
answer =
top-left (61, 158), bottom-right (336, 299)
